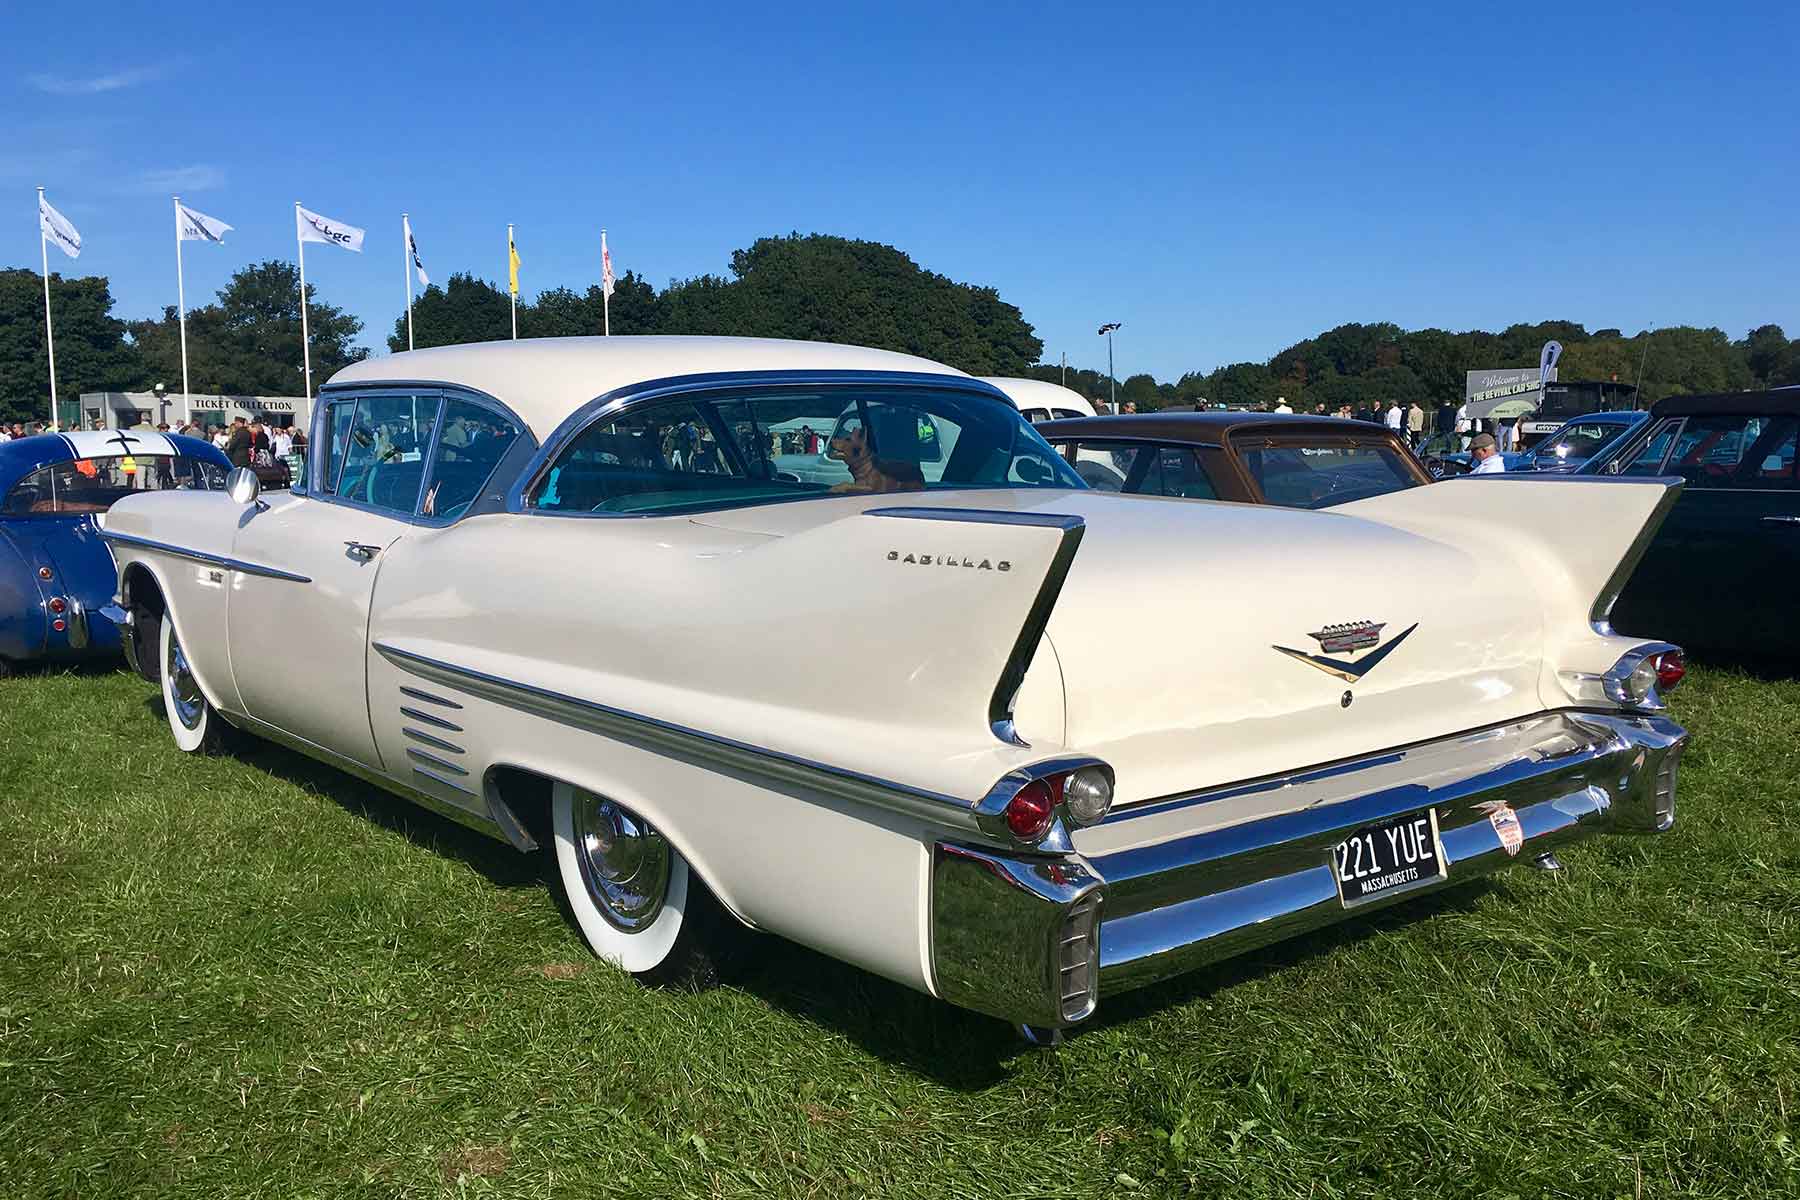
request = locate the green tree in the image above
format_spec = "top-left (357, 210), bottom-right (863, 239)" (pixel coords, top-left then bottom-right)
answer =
top-left (658, 234), bottom-right (1043, 375)
top-left (1741, 324), bottom-right (1794, 388)
top-left (387, 272), bottom-right (512, 351)
top-left (130, 260), bottom-right (365, 396)
top-left (0, 268), bottom-right (146, 424)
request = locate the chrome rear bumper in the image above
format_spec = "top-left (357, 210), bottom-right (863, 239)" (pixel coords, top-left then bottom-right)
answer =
top-left (930, 710), bottom-right (1685, 1029)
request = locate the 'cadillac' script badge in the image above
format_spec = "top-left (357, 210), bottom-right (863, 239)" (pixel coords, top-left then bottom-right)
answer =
top-left (1273, 620), bottom-right (1418, 683)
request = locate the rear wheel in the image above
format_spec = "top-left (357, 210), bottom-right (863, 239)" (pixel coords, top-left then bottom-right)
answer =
top-left (550, 782), bottom-right (736, 988)
top-left (160, 615), bottom-right (227, 754)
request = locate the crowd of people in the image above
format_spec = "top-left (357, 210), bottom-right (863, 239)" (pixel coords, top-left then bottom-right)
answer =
top-left (0, 416), bottom-right (307, 477)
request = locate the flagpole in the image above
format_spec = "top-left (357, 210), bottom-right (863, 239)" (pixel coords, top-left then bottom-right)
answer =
top-left (601, 227), bottom-right (610, 337)
top-left (296, 201), bottom-right (312, 399)
top-left (403, 213), bottom-right (416, 352)
top-left (38, 187), bottom-right (60, 432)
top-left (174, 195), bottom-right (191, 405)
top-left (508, 223), bottom-right (517, 340)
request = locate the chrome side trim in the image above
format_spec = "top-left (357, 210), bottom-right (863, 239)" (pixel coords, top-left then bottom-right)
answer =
top-left (398, 705), bottom-right (463, 732)
top-left (407, 747), bottom-right (469, 776)
top-left (866, 507), bottom-right (1086, 748)
top-left (1589, 478), bottom-right (1683, 634)
top-left (99, 528), bottom-right (313, 584)
top-left (402, 727), bottom-right (464, 754)
top-left (399, 685), bottom-right (463, 709)
top-left (373, 639), bottom-right (988, 833)
top-left (413, 765), bottom-right (479, 796)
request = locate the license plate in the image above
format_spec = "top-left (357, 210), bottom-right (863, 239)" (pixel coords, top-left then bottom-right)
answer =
top-left (1332, 808), bottom-right (1446, 908)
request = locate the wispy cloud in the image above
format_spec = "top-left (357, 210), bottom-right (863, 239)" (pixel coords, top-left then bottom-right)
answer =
top-left (28, 63), bottom-right (172, 95)
top-left (0, 148), bottom-right (94, 183)
top-left (129, 165), bottom-right (227, 194)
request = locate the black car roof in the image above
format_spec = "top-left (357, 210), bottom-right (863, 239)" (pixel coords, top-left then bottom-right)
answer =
top-left (1650, 388), bottom-right (1800, 418)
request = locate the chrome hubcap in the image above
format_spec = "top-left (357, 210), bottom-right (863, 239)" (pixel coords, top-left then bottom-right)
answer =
top-left (165, 630), bottom-right (204, 731)
top-left (571, 790), bottom-right (670, 932)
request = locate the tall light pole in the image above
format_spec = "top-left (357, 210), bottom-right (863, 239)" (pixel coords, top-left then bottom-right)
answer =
top-left (1097, 322), bottom-right (1121, 412)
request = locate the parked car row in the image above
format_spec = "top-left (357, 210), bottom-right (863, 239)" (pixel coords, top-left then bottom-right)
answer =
top-left (70, 336), bottom-right (1703, 1044)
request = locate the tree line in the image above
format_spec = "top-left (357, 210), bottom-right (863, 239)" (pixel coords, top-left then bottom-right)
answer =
top-left (2, 231), bottom-right (1795, 425)
top-left (1032, 320), bottom-right (1800, 413)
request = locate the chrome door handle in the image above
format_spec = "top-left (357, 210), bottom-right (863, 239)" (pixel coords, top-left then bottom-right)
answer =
top-left (344, 541), bottom-right (382, 561)
top-left (1763, 516), bottom-right (1800, 526)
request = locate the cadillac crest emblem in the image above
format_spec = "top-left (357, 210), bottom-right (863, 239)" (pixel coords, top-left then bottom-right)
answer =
top-left (1273, 620), bottom-right (1418, 683)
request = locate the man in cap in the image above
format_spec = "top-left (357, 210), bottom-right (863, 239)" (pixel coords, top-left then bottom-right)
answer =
top-left (1469, 432), bottom-right (1506, 474)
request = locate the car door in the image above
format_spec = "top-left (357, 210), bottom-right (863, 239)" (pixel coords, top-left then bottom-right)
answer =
top-left (1611, 415), bottom-right (1796, 651)
top-left (226, 391), bottom-right (439, 767)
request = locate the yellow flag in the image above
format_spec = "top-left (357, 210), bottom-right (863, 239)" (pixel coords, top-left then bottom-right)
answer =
top-left (508, 231), bottom-right (521, 296)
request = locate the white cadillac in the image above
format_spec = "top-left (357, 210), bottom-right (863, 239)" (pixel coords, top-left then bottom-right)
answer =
top-left (99, 337), bottom-right (1689, 1042)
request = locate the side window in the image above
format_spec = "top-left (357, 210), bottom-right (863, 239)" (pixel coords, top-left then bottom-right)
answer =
top-left (1615, 419), bottom-right (1682, 476)
top-left (1663, 415), bottom-right (1761, 486)
top-left (1058, 440), bottom-right (1141, 492)
top-left (316, 400), bottom-right (356, 494)
top-left (1140, 446), bottom-right (1217, 499)
top-left (422, 400), bottom-right (522, 519)
top-left (532, 398), bottom-right (746, 513)
top-left (333, 394), bottom-right (441, 515)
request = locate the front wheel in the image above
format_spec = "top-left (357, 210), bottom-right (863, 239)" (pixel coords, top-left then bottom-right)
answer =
top-left (160, 614), bottom-right (228, 754)
top-left (550, 782), bottom-right (736, 988)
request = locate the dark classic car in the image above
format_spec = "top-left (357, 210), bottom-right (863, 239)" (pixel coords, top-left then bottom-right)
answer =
top-left (1580, 389), bottom-right (1799, 655)
top-left (1035, 411), bottom-right (1432, 508)
top-left (0, 430), bottom-right (229, 674)
top-left (1430, 411), bottom-right (1647, 478)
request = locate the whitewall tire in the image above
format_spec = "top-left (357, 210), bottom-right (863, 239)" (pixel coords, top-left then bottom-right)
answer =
top-left (160, 614), bottom-right (225, 754)
top-left (550, 782), bottom-right (733, 987)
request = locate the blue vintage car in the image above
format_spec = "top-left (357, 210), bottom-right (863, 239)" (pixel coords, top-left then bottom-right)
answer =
top-left (0, 430), bottom-right (229, 674)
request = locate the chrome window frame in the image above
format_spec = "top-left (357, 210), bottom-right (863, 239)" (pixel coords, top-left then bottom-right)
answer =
top-left (506, 370), bottom-right (1064, 519)
top-left (305, 382), bottom-right (532, 527)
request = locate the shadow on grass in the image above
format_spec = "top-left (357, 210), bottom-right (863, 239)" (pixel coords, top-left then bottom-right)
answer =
top-left (142, 694), bottom-right (543, 893)
top-left (720, 874), bottom-right (1502, 1088)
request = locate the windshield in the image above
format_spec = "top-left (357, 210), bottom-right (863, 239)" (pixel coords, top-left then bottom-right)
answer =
top-left (530, 384), bottom-right (1083, 515)
top-left (3, 455), bottom-right (225, 516)
top-left (1537, 419), bottom-right (1636, 461)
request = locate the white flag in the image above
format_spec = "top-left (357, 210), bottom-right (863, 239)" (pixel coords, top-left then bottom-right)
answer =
top-left (296, 204), bottom-right (365, 252)
top-left (601, 230), bottom-right (615, 299)
top-left (405, 215), bottom-right (429, 286)
top-left (177, 201), bottom-right (232, 244)
top-left (39, 194), bottom-right (81, 258)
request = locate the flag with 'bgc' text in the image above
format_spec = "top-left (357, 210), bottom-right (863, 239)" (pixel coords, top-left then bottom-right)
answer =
top-left (297, 205), bottom-right (365, 252)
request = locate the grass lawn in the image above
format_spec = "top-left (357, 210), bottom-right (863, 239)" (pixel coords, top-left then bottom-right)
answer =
top-left (1, 663), bottom-right (1797, 1198)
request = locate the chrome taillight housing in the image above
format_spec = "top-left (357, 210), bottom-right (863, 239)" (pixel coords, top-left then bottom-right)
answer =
top-left (1562, 642), bottom-right (1684, 713)
top-left (979, 758), bottom-right (1117, 849)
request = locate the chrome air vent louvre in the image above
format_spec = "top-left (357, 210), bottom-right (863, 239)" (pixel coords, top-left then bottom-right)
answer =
top-left (1059, 893), bottom-right (1103, 1022)
top-left (398, 687), bottom-right (471, 794)
top-left (1653, 744), bottom-right (1682, 830)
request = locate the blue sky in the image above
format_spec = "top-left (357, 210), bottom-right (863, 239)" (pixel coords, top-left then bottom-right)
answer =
top-left (5, 1), bottom-right (1795, 383)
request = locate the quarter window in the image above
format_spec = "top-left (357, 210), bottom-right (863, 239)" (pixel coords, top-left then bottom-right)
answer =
top-left (2, 456), bottom-right (222, 515)
top-left (1614, 419), bottom-right (1682, 475)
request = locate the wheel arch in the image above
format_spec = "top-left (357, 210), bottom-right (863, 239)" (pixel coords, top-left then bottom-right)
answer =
top-left (482, 760), bottom-right (754, 930)
top-left (119, 555), bottom-right (232, 712)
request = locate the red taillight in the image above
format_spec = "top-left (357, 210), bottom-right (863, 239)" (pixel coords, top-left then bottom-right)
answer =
top-left (38, 566), bottom-right (52, 581)
top-left (1004, 779), bottom-right (1057, 841)
top-left (52, 619), bottom-right (66, 632)
top-left (48, 597), bottom-right (65, 614)
top-left (1654, 650), bottom-right (1685, 691)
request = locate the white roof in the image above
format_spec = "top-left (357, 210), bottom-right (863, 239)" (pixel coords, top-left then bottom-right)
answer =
top-left (977, 377), bottom-right (1098, 416)
top-left (326, 336), bottom-right (969, 439)
top-left (58, 430), bottom-right (179, 458)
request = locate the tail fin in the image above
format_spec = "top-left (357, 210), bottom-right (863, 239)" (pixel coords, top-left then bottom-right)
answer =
top-left (1337, 476), bottom-right (1681, 632)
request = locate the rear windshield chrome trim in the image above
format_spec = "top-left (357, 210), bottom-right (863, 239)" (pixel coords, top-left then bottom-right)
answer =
top-left (98, 529), bottom-right (312, 584)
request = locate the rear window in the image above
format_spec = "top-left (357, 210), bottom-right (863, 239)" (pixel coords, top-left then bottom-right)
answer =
top-left (3, 455), bottom-right (224, 515)
top-left (529, 385), bottom-right (1081, 516)
top-left (1234, 441), bottom-right (1422, 509)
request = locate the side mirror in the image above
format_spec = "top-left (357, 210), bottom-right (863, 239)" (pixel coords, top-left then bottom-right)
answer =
top-left (226, 467), bottom-right (262, 506)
